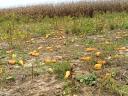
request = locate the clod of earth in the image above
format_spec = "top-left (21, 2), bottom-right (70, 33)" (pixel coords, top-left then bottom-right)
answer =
top-left (46, 47), bottom-right (54, 51)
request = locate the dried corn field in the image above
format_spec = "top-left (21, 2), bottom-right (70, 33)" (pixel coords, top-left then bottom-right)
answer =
top-left (0, 0), bottom-right (128, 18)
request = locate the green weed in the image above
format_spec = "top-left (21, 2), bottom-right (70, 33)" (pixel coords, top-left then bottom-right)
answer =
top-left (50, 62), bottom-right (71, 79)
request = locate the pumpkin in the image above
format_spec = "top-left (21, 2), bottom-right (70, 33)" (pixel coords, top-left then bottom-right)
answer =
top-left (85, 48), bottom-right (97, 52)
top-left (44, 57), bottom-right (57, 64)
top-left (44, 57), bottom-right (52, 64)
top-left (19, 60), bottom-right (24, 65)
top-left (48, 68), bottom-right (54, 73)
top-left (94, 64), bottom-right (102, 70)
top-left (8, 59), bottom-right (16, 65)
top-left (12, 54), bottom-right (16, 58)
top-left (64, 71), bottom-right (71, 79)
top-left (31, 52), bottom-right (39, 56)
top-left (95, 52), bottom-right (101, 57)
top-left (29, 50), bottom-right (39, 57)
top-left (97, 60), bottom-right (106, 65)
top-left (45, 34), bottom-right (50, 38)
top-left (80, 56), bottom-right (92, 61)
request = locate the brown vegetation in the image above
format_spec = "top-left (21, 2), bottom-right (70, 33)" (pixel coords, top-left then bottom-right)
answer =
top-left (0, 0), bottom-right (128, 17)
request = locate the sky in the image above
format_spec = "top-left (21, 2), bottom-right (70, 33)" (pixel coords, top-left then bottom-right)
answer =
top-left (0, 0), bottom-right (82, 9)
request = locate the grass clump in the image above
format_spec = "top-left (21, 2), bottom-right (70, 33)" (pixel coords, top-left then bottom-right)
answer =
top-left (50, 62), bottom-right (71, 79)
top-left (63, 81), bottom-right (80, 95)
top-left (100, 73), bottom-right (128, 96)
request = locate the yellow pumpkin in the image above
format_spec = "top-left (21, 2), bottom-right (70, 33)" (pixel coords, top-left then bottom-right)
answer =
top-left (94, 64), bottom-right (102, 70)
top-left (64, 71), bottom-right (71, 79)
top-left (44, 57), bottom-right (57, 64)
top-left (32, 52), bottom-right (39, 56)
top-left (19, 60), bottom-right (24, 65)
top-left (85, 48), bottom-right (97, 52)
top-left (29, 50), bottom-right (39, 57)
top-left (97, 60), bottom-right (106, 65)
top-left (95, 52), bottom-right (101, 57)
top-left (12, 54), bottom-right (16, 58)
top-left (48, 68), bottom-right (54, 73)
top-left (80, 56), bottom-right (92, 61)
top-left (44, 57), bottom-right (52, 64)
top-left (45, 34), bottom-right (50, 38)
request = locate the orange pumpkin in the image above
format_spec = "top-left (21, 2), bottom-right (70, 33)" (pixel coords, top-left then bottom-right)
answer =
top-left (94, 64), bottom-right (102, 70)
top-left (8, 59), bottom-right (16, 65)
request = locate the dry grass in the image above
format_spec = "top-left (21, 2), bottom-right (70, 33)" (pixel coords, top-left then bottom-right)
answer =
top-left (0, 0), bottom-right (128, 18)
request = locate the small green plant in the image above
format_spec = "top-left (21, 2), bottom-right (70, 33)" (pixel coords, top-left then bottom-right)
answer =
top-left (5, 76), bottom-right (16, 82)
top-left (76, 73), bottom-right (97, 86)
top-left (50, 62), bottom-right (71, 79)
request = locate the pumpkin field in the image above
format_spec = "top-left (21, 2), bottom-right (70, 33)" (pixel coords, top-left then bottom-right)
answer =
top-left (0, 1), bottom-right (128, 96)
